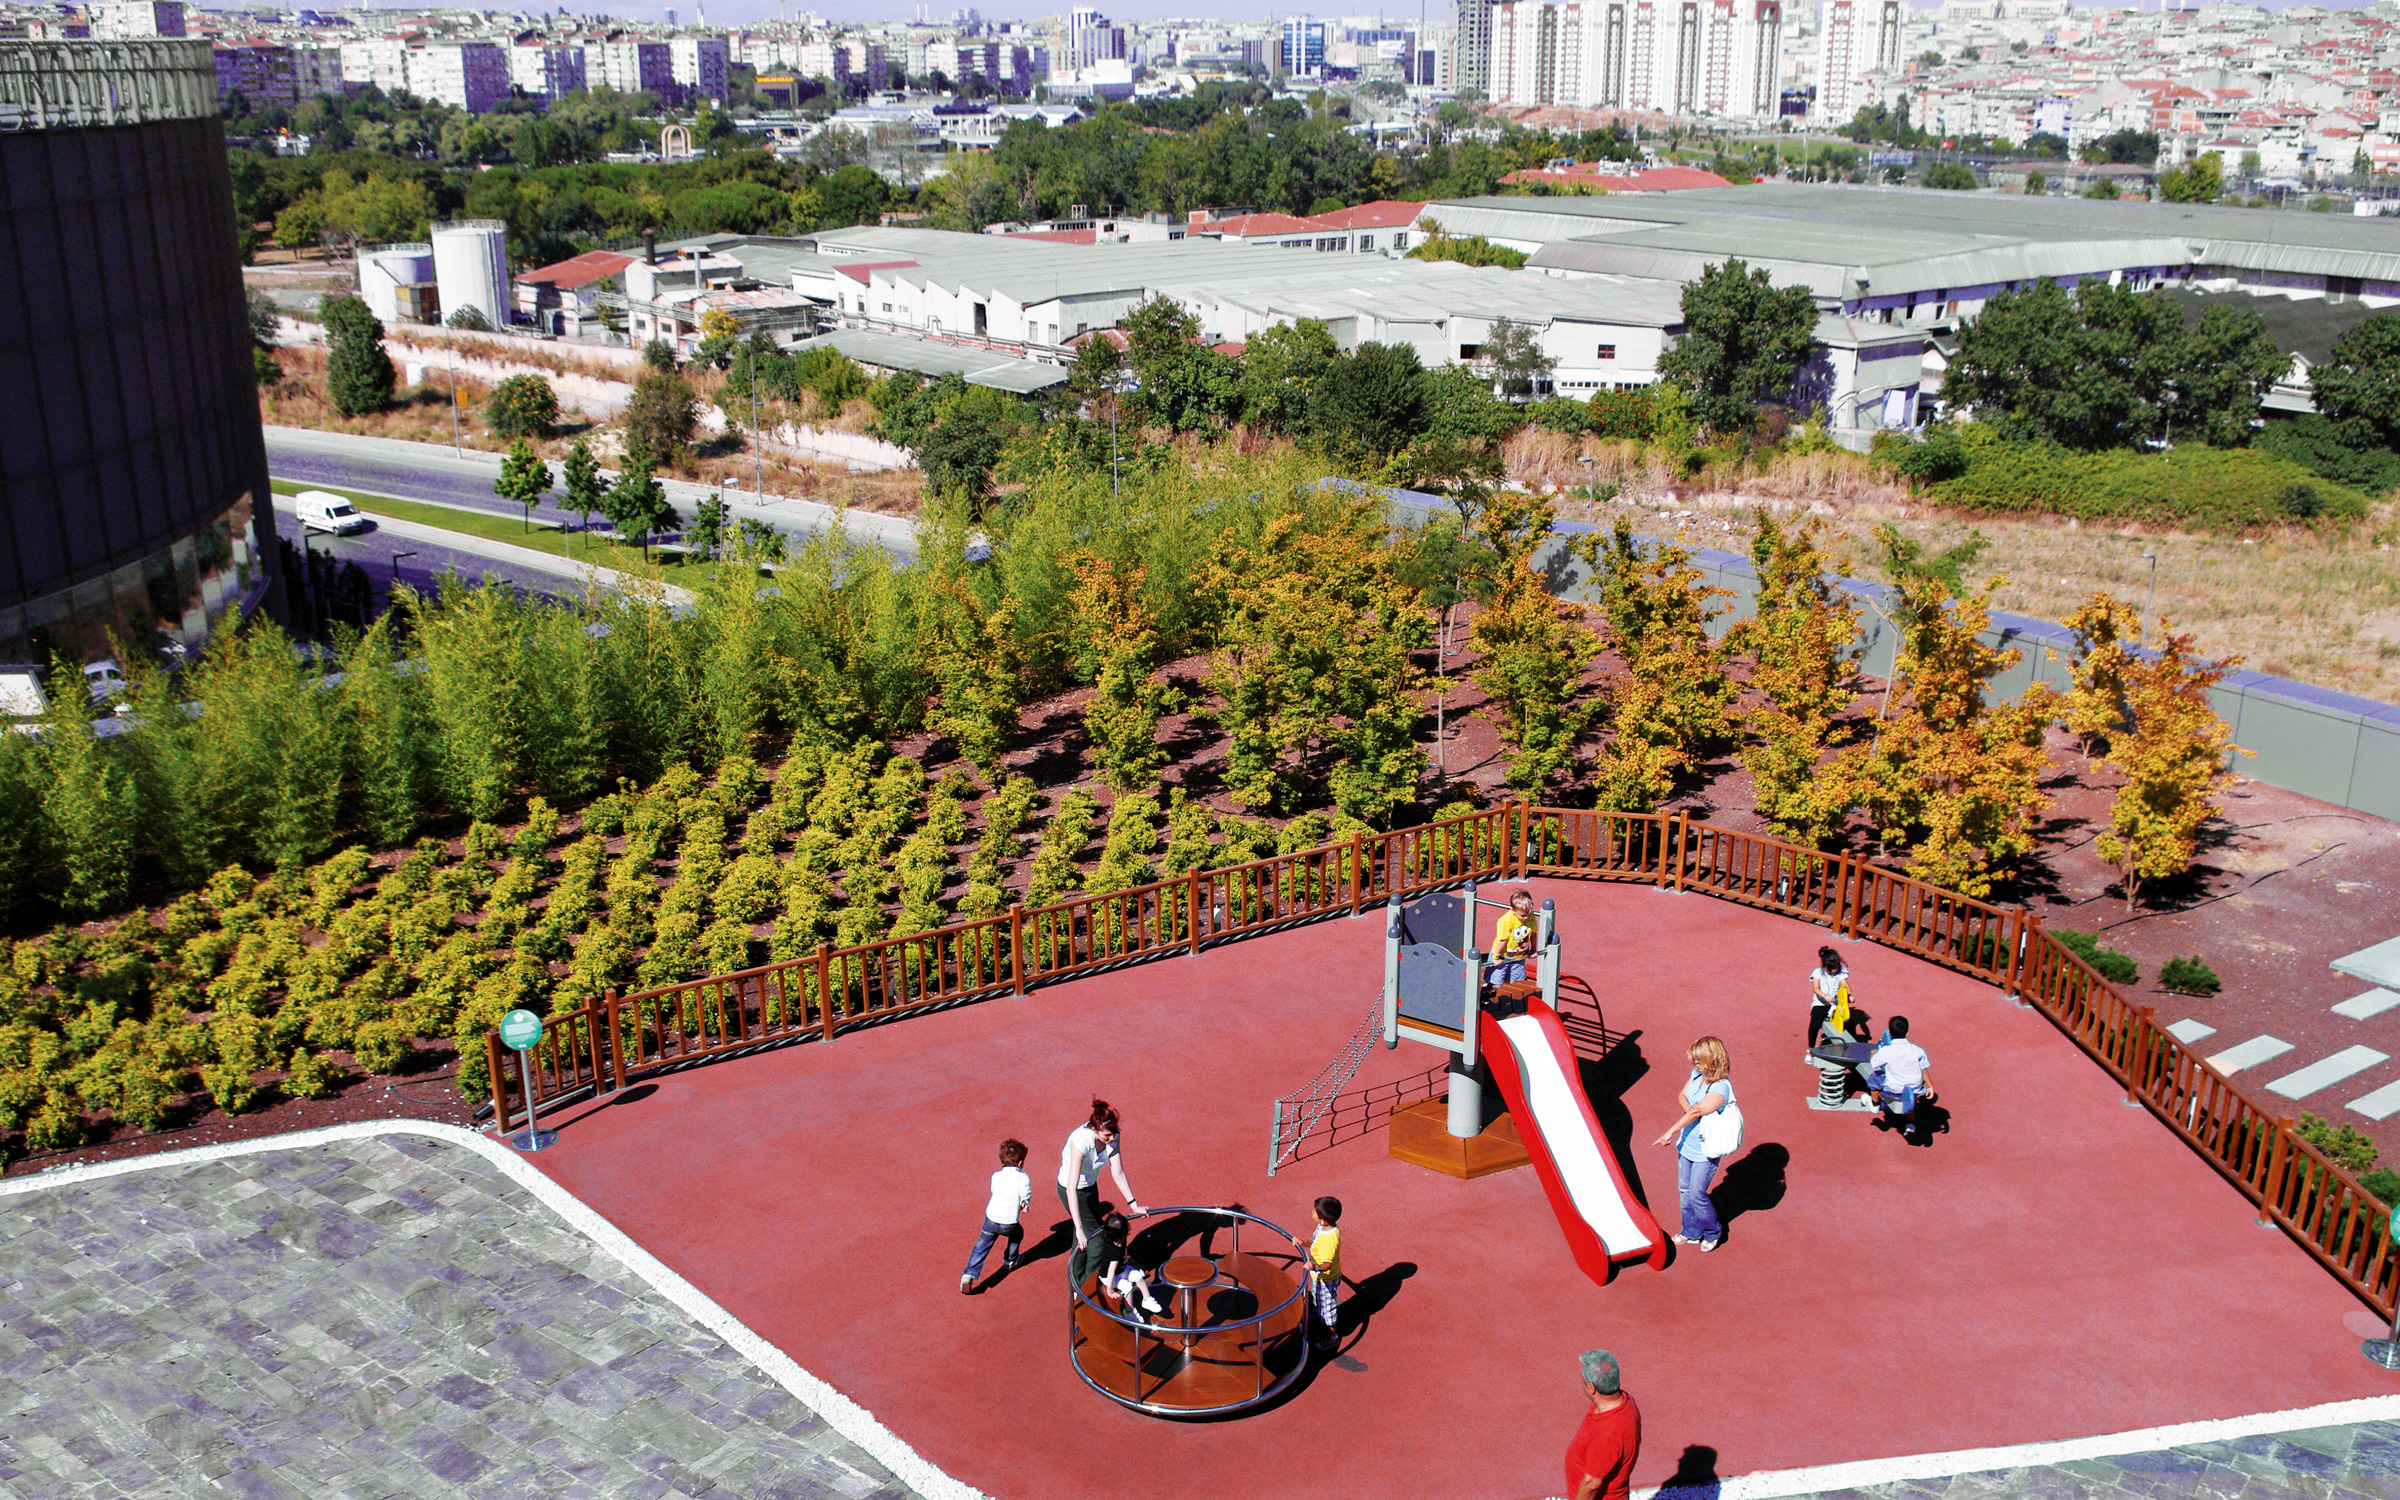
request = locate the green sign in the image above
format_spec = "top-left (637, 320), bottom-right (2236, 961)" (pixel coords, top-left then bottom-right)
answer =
top-left (499, 1008), bottom-right (544, 1051)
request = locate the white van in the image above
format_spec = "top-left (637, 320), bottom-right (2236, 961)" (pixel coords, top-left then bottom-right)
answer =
top-left (293, 490), bottom-right (370, 535)
top-left (82, 660), bottom-right (129, 704)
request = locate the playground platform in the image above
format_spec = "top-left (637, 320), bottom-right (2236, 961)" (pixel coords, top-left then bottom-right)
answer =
top-left (517, 879), bottom-right (2399, 1500)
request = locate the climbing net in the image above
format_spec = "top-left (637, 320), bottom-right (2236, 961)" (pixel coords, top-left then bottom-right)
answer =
top-left (1267, 994), bottom-right (1386, 1177)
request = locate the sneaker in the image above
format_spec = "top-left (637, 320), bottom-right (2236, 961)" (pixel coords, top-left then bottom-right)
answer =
top-left (1000, 1257), bottom-right (1019, 1273)
top-left (960, 1274), bottom-right (975, 1294)
top-left (1698, 1239), bottom-right (1720, 1252)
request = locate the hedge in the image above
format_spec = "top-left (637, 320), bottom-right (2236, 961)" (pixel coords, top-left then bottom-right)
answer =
top-left (1929, 441), bottom-right (2376, 531)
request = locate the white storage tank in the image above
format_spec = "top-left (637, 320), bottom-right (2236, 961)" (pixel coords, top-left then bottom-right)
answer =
top-left (429, 219), bottom-right (510, 331)
top-left (357, 243), bottom-right (434, 325)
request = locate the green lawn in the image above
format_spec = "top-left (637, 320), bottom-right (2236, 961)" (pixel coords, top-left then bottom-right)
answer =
top-left (270, 478), bottom-right (659, 570)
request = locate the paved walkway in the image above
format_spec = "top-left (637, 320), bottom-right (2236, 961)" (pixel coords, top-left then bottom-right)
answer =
top-left (0, 1131), bottom-right (913, 1500)
top-left (1756, 1418), bottom-right (2400, 1500)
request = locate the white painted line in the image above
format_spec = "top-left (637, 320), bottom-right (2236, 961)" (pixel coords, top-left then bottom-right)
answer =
top-left (2267, 1045), bottom-right (2390, 1100)
top-left (2349, 1079), bottom-right (2400, 1122)
top-left (2166, 1018), bottom-right (2217, 1044)
top-left (2334, 989), bottom-right (2400, 1021)
top-left (2206, 1035), bottom-right (2294, 1075)
top-left (0, 1122), bottom-right (987, 1500)
top-left (1619, 1394), bottom-right (2400, 1500)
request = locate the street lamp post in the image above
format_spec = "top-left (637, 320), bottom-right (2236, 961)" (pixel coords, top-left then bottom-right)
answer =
top-left (390, 550), bottom-right (418, 613)
top-left (446, 343), bottom-right (462, 457)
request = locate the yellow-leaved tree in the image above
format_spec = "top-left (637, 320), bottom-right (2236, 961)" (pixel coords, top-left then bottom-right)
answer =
top-left (1574, 518), bottom-right (1736, 813)
top-left (1836, 526), bottom-right (2055, 899)
top-left (1729, 510), bottom-right (1863, 845)
top-left (2058, 600), bottom-right (2251, 909)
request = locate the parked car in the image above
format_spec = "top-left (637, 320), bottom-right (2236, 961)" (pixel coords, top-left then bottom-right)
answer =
top-left (82, 659), bottom-right (129, 705)
top-left (293, 489), bottom-right (370, 535)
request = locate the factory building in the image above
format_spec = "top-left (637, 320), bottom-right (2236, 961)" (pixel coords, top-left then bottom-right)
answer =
top-left (0, 40), bottom-right (277, 667)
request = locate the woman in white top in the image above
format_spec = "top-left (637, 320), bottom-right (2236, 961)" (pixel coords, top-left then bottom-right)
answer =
top-left (1060, 1099), bottom-right (1147, 1294)
top-left (1807, 946), bottom-right (1850, 1056)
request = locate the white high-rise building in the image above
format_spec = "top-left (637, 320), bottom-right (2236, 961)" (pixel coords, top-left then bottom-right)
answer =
top-left (340, 38), bottom-right (407, 94)
top-left (86, 1), bottom-right (183, 38)
top-left (1818, 0), bottom-right (1858, 120)
top-left (1455, 0), bottom-right (1493, 93)
top-left (404, 42), bottom-right (509, 113)
top-left (587, 39), bottom-right (676, 97)
top-left (671, 36), bottom-right (729, 101)
top-left (509, 41), bottom-right (587, 99)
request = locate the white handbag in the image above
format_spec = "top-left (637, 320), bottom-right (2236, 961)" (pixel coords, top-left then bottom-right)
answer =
top-left (1697, 1090), bottom-right (1744, 1159)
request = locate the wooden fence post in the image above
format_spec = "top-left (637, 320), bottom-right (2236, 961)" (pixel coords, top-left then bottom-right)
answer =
top-left (1510, 804), bottom-right (1527, 879)
top-left (605, 988), bottom-right (625, 1091)
top-left (1010, 904), bottom-right (1028, 995)
top-left (2018, 908), bottom-right (2045, 1009)
top-left (485, 1033), bottom-right (511, 1133)
top-left (1670, 813), bottom-right (1689, 894)
top-left (816, 943), bottom-right (835, 1041)
top-left (1651, 815), bottom-right (1669, 890)
top-left (2002, 908), bottom-right (2029, 998)
top-left (1349, 837), bottom-right (1365, 914)
top-left (2129, 1004), bottom-right (2157, 1106)
top-left (2259, 1116), bottom-right (2296, 1228)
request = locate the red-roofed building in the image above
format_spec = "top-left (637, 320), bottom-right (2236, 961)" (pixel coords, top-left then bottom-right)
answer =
top-left (1499, 163), bottom-right (1735, 193)
top-left (1187, 200), bottom-right (1431, 256)
top-left (513, 249), bottom-right (636, 329)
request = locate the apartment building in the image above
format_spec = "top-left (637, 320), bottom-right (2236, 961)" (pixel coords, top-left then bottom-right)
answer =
top-left (214, 43), bottom-right (296, 106)
top-left (509, 40), bottom-right (587, 99)
top-left (84, 1), bottom-right (184, 39)
top-left (587, 38), bottom-right (676, 97)
top-left (404, 42), bottom-right (509, 113)
top-left (1483, 0), bottom-right (1772, 117)
top-left (339, 37), bottom-right (405, 94)
top-left (671, 35), bottom-right (729, 101)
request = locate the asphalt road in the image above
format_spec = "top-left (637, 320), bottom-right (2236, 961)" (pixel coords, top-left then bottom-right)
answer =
top-left (269, 509), bottom-right (571, 605)
top-left (263, 427), bottom-right (920, 563)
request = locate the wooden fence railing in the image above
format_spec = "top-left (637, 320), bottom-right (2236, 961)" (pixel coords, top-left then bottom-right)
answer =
top-left (487, 802), bottom-right (2399, 1316)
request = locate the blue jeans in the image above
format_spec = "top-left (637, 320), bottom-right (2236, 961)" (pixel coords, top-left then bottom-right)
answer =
top-left (1677, 1154), bottom-right (1722, 1244)
top-left (1866, 1066), bottom-right (1918, 1117)
top-left (964, 1218), bottom-right (1021, 1281)
top-left (1491, 958), bottom-right (1530, 985)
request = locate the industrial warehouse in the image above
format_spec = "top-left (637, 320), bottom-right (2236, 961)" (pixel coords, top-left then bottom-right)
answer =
top-left (485, 182), bottom-right (2400, 436)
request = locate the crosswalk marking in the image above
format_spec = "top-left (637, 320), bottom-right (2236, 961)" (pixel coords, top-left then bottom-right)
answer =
top-left (2167, 1018), bottom-right (2217, 1044)
top-left (2350, 1079), bottom-right (2400, 1122)
top-left (2206, 1036), bottom-right (2294, 1075)
top-left (2333, 989), bottom-right (2400, 1021)
top-left (2267, 1046), bottom-right (2390, 1100)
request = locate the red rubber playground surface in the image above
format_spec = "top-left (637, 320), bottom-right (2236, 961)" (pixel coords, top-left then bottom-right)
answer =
top-left (522, 880), bottom-right (2395, 1500)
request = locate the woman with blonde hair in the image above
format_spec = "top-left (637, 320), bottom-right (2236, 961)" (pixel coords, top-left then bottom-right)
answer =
top-left (1652, 1036), bottom-right (1735, 1253)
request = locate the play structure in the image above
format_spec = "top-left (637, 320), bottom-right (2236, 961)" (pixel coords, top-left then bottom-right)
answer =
top-left (1066, 1207), bottom-right (1310, 1416)
top-left (1380, 883), bottom-right (1667, 1280)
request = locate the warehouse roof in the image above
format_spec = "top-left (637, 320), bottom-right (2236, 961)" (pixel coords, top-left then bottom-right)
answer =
top-left (786, 329), bottom-right (1069, 393)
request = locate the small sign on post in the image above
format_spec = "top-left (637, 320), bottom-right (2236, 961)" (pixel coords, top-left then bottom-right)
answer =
top-left (500, 1008), bottom-right (557, 1153)
top-left (2364, 1204), bottom-right (2400, 1370)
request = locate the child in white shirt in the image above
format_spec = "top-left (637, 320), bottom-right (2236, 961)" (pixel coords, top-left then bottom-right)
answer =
top-left (962, 1138), bottom-right (1033, 1293)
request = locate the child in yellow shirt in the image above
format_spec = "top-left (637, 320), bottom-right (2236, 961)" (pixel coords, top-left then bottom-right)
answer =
top-left (1307, 1196), bottom-right (1343, 1354)
top-left (1491, 889), bottom-right (1539, 985)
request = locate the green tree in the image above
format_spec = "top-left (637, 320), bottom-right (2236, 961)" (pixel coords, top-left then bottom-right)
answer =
top-left (817, 163), bottom-right (886, 228)
top-left (32, 662), bottom-right (139, 917)
top-left (560, 438), bottom-right (606, 548)
top-left (927, 576), bottom-right (1026, 780)
top-left (1069, 555), bottom-right (1174, 793)
top-left (1576, 519), bottom-right (1735, 811)
top-left (1469, 491), bottom-right (1598, 795)
top-left (321, 294), bottom-right (395, 416)
top-left (603, 450), bottom-right (677, 560)
top-left (2310, 312), bottom-right (2400, 451)
top-left (690, 490), bottom-right (730, 560)
top-left (1924, 161), bottom-right (1977, 190)
top-left (1122, 294), bottom-right (1238, 432)
top-left (1315, 342), bottom-right (1428, 459)
top-left (495, 438), bottom-right (551, 532)
top-left (1656, 259), bottom-right (1820, 433)
top-left (1239, 319), bottom-right (1339, 433)
top-left (1473, 318), bottom-right (1554, 403)
top-left (2157, 151), bottom-right (2224, 203)
top-left (623, 363), bottom-right (700, 473)
top-left (485, 373), bottom-right (559, 438)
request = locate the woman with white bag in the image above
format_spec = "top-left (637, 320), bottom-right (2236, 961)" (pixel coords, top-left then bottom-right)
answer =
top-left (1652, 1036), bottom-right (1741, 1253)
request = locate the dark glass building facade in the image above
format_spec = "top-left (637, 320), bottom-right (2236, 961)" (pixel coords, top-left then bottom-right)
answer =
top-left (0, 40), bottom-right (277, 668)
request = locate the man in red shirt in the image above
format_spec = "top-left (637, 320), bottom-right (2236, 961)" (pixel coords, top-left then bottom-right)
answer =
top-left (1565, 1349), bottom-right (1641, 1500)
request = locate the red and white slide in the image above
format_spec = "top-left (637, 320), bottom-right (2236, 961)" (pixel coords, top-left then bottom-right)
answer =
top-left (1481, 1000), bottom-right (1668, 1285)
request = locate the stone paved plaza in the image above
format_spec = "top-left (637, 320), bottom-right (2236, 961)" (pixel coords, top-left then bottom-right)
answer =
top-left (1760, 1421), bottom-right (2400, 1500)
top-left (0, 1132), bottom-right (911, 1500)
